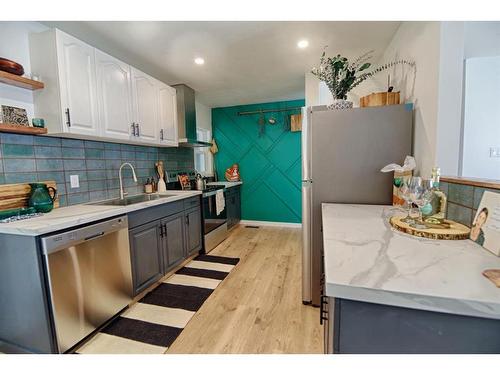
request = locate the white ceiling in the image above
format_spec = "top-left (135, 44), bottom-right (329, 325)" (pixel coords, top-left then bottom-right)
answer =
top-left (44, 21), bottom-right (400, 108)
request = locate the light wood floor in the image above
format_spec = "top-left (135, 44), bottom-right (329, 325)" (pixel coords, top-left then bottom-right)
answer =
top-left (167, 225), bottom-right (323, 354)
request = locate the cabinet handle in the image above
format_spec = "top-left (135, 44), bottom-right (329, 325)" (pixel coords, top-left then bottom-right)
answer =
top-left (65, 108), bottom-right (71, 128)
top-left (136, 123), bottom-right (140, 137)
top-left (160, 129), bottom-right (164, 141)
top-left (185, 215), bottom-right (190, 226)
top-left (159, 224), bottom-right (164, 237)
top-left (320, 294), bottom-right (329, 325)
top-left (131, 123), bottom-right (136, 136)
top-left (163, 224), bottom-right (167, 236)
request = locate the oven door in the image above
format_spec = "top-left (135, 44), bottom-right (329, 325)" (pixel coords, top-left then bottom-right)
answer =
top-left (202, 190), bottom-right (227, 235)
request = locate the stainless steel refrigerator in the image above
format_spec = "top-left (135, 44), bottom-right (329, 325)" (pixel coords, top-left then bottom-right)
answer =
top-left (302, 104), bottom-right (413, 306)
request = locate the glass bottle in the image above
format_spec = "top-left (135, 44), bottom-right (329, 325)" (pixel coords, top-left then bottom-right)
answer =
top-left (427, 167), bottom-right (447, 221)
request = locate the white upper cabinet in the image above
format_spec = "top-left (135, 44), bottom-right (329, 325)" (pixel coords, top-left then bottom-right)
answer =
top-left (56, 32), bottom-right (99, 136)
top-left (30, 28), bottom-right (177, 146)
top-left (30, 29), bottom-right (99, 137)
top-left (158, 83), bottom-right (178, 146)
top-left (95, 49), bottom-right (134, 140)
top-left (131, 68), bottom-right (159, 143)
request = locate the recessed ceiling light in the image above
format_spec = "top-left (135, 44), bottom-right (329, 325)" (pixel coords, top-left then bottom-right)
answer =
top-left (194, 57), bottom-right (205, 65)
top-left (297, 40), bottom-right (309, 49)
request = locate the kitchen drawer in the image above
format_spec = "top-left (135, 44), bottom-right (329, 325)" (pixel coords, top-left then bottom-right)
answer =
top-left (128, 200), bottom-right (184, 229)
top-left (183, 196), bottom-right (201, 210)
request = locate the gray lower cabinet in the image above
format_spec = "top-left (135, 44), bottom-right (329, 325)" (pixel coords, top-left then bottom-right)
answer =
top-left (128, 197), bottom-right (203, 296)
top-left (226, 186), bottom-right (241, 229)
top-left (185, 207), bottom-right (202, 255)
top-left (162, 212), bottom-right (186, 268)
top-left (129, 220), bottom-right (163, 295)
top-left (328, 298), bottom-right (500, 354)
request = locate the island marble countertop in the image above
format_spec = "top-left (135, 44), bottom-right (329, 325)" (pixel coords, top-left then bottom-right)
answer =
top-left (207, 181), bottom-right (242, 188)
top-left (322, 203), bottom-right (500, 320)
top-left (0, 190), bottom-right (201, 237)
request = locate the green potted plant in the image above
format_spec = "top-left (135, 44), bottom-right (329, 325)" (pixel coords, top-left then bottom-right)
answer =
top-left (311, 49), bottom-right (415, 110)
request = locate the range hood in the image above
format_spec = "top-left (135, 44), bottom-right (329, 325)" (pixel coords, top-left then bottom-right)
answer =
top-left (172, 84), bottom-right (212, 147)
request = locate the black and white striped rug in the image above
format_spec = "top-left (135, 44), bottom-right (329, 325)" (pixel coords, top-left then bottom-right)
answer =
top-left (76, 254), bottom-right (240, 354)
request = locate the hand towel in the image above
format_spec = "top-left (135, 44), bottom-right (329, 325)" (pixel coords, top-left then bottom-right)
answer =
top-left (216, 190), bottom-right (225, 216)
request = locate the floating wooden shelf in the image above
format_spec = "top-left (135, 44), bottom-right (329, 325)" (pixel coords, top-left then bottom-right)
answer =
top-left (0, 70), bottom-right (45, 90)
top-left (0, 123), bottom-right (47, 135)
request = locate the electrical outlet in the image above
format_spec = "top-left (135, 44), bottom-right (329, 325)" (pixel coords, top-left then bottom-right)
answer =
top-left (489, 147), bottom-right (500, 158)
top-left (70, 175), bottom-right (80, 188)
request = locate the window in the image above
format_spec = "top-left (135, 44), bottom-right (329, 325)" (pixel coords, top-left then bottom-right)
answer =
top-left (194, 128), bottom-right (213, 176)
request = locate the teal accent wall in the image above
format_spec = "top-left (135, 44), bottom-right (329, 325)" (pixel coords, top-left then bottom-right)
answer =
top-left (212, 99), bottom-right (304, 223)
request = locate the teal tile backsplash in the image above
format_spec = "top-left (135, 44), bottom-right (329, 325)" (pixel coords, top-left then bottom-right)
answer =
top-left (0, 133), bottom-right (194, 207)
top-left (445, 180), bottom-right (500, 227)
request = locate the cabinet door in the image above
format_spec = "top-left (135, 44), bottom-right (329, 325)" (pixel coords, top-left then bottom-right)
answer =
top-left (56, 31), bottom-right (99, 136)
top-left (235, 187), bottom-right (241, 223)
top-left (131, 67), bottom-right (159, 143)
top-left (226, 191), bottom-right (237, 229)
top-left (129, 220), bottom-right (163, 295)
top-left (185, 207), bottom-right (202, 256)
top-left (95, 49), bottom-right (134, 140)
top-left (158, 83), bottom-right (178, 146)
top-left (162, 212), bottom-right (185, 271)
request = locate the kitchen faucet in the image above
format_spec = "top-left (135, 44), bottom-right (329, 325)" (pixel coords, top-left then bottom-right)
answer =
top-left (119, 162), bottom-right (138, 200)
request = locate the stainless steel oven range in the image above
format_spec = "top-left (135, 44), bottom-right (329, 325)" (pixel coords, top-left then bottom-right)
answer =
top-left (202, 185), bottom-right (228, 252)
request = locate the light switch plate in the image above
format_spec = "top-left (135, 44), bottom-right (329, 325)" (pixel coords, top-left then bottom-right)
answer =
top-left (70, 175), bottom-right (80, 188)
top-left (490, 147), bottom-right (500, 158)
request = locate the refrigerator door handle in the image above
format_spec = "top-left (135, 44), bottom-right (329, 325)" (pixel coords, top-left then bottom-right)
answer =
top-left (302, 182), bottom-right (312, 303)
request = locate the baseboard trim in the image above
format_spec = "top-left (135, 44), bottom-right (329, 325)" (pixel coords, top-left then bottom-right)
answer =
top-left (240, 220), bottom-right (302, 228)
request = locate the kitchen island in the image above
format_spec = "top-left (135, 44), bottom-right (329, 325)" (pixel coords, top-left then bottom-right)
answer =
top-left (321, 203), bottom-right (500, 354)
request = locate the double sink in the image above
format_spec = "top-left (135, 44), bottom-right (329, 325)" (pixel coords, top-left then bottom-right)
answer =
top-left (90, 193), bottom-right (179, 206)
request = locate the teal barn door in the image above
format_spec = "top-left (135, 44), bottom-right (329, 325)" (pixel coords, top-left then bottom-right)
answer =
top-left (212, 99), bottom-right (304, 223)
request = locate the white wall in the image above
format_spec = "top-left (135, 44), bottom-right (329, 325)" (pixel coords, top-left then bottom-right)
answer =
top-left (435, 22), bottom-right (465, 177)
top-left (462, 57), bottom-right (500, 179)
top-left (367, 22), bottom-right (442, 177)
top-left (305, 22), bottom-right (443, 177)
top-left (464, 22), bottom-right (500, 58)
top-left (0, 22), bottom-right (48, 121)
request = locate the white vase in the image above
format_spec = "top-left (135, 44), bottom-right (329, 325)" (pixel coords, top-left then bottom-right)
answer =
top-left (327, 99), bottom-right (353, 110)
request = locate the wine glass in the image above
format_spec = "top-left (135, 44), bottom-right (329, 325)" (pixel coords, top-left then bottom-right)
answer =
top-left (398, 179), bottom-right (413, 223)
top-left (413, 179), bottom-right (433, 228)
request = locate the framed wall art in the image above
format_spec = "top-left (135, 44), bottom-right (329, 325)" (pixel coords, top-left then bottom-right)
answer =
top-left (1, 105), bottom-right (29, 126)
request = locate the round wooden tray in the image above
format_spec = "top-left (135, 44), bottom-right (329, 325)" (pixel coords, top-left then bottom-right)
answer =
top-left (389, 216), bottom-right (470, 240)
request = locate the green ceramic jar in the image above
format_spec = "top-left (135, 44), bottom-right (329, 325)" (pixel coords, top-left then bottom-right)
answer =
top-left (28, 183), bottom-right (57, 213)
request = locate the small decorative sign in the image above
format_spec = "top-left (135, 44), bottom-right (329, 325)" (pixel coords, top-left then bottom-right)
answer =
top-left (471, 191), bottom-right (500, 256)
top-left (178, 174), bottom-right (191, 190)
top-left (1, 105), bottom-right (29, 126)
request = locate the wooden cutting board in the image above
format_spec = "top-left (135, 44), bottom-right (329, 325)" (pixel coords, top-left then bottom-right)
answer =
top-left (0, 181), bottom-right (59, 211)
top-left (390, 215), bottom-right (470, 240)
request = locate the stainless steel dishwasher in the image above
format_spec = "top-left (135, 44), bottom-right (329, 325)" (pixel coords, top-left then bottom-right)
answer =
top-left (41, 216), bottom-right (133, 353)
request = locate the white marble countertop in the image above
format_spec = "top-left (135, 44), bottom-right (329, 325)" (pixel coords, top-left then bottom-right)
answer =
top-left (207, 181), bottom-right (242, 188)
top-left (0, 191), bottom-right (201, 237)
top-left (322, 203), bottom-right (500, 320)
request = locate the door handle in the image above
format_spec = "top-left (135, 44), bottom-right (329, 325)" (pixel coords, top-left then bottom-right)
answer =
top-left (65, 108), bottom-right (71, 128)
